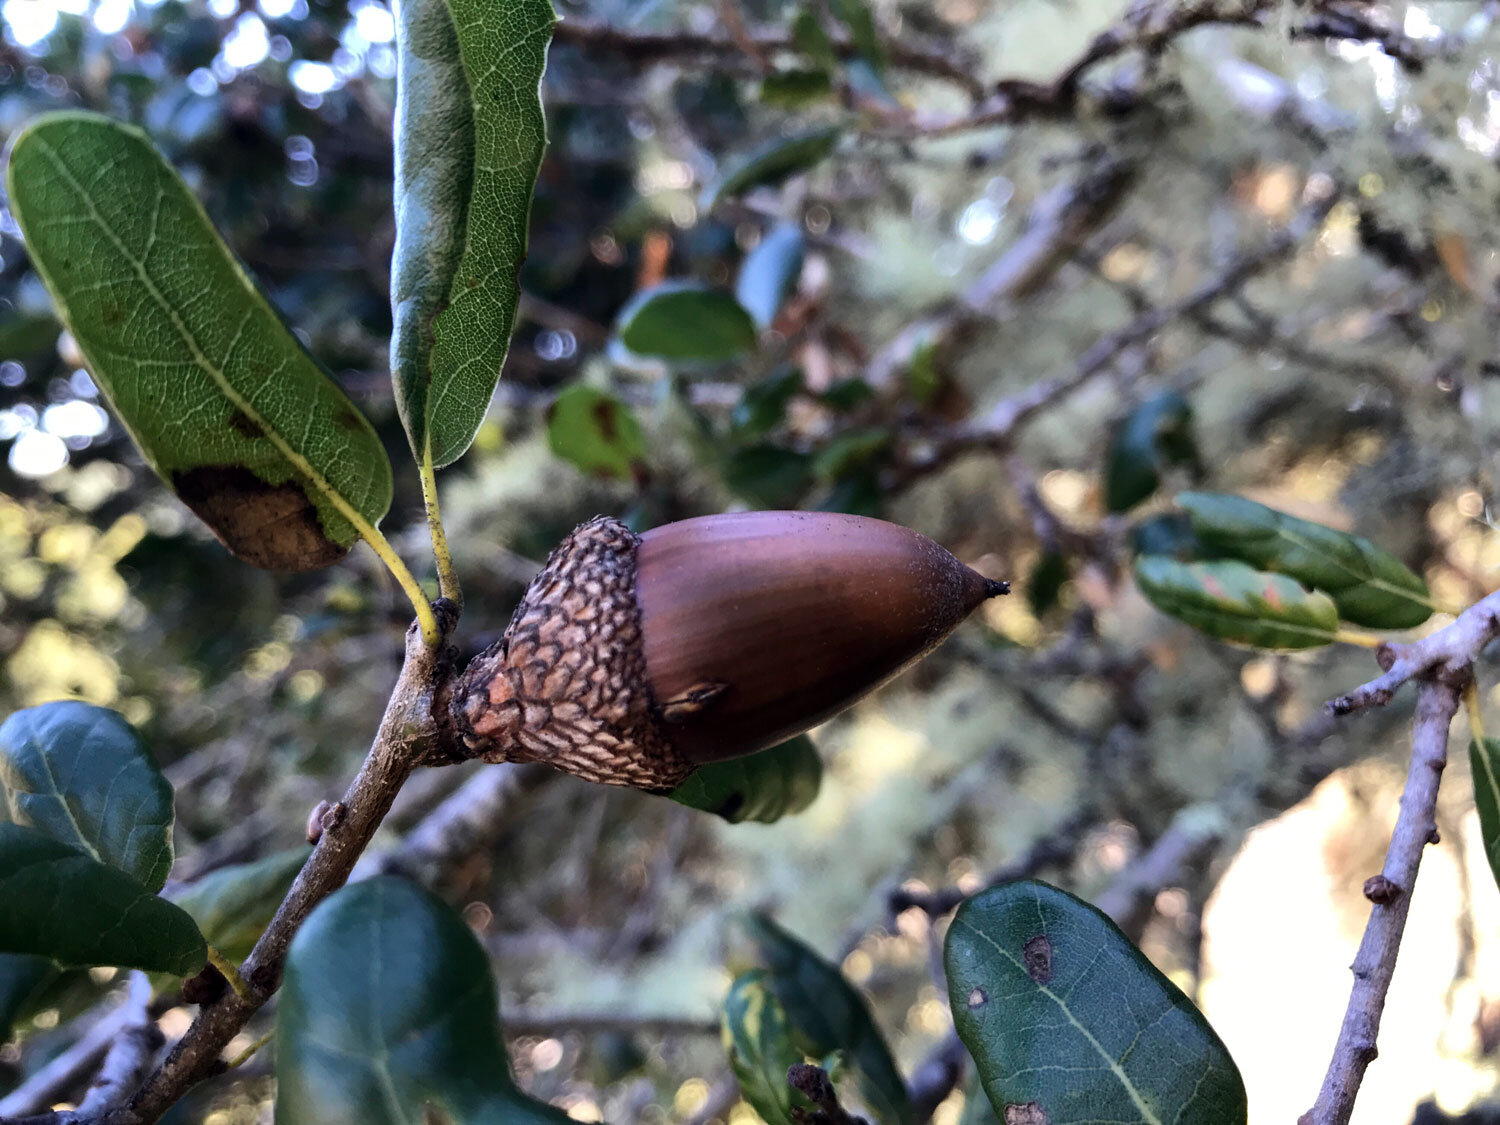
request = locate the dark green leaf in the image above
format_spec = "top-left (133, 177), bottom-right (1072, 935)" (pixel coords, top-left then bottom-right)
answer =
top-left (5, 112), bottom-right (393, 572)
top-left (170, 847), bottom-right (308, 964)
top-left (732, 367), bottom-right (803, 439)
top-left (1105, 391), bottom-right (1200, 512)
top-left (742, 913), bottom-right (912, 1125)
top-left (0, 701), bottom-right (173, 890)
top-left (1134, 556), bottom-right (1340, 650)
top-left (723, 444), bottom-right (812, 507)
top-left (761, 68), bottom-right (834, 108)
top-left (703, 128), bottom-right (841, 210)
top-left (817, 473), bottom-right (882, 517)
top-left (790, 10), bottom-right (837, 68)
top-left (946, 881), bottom-right (1246, 1125)
top-left (669, 735), bottom-right (822, 824)
top-left (821, 379), bottom-right (876, 411)
top-left (0, 313), bottom-right (60, 359)
top-left (1471, 737), bottom-right (1500, 896)
top-left (831, 0), bottom-right (885, 71)
top-left (812, 427), bottom-right (890, 482)
top-left (722, 970), bottom-right (809, 1125)
top-left (1027, 551), bottom-right (1069, 618)
top-left (546, 385), bottom-right (646, 479)
top-left (618, 281), bottom-right (758, 362)
top-left (736, 224), bottom-right (806, 329)
top-left (1178, 492), bottom-right (1434, 628)
top-left (1129, 512), bottom-right (1204, 561)
top-left (0, 954), bottom-right (60, 1042)
top-left (390, 0), bottom-right (554, 469)
top-left (0, 823), bottom-right (205, 975)
top-left (276, 876), bottom-right (569, 1125)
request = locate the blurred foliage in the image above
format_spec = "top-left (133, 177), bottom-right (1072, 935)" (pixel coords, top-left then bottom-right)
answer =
top-left (3, 0), bottom-right (1500, 1122)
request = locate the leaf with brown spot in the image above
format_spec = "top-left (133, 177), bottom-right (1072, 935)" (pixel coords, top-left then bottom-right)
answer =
top-left (6, 113), bottom-right (393, 571)
top-left (1134, 556), bottom-right (1339, 651)
top-left (546, 385), bottom-right (647, 480)
top-left (946, 881), bottom-right (1246, 1125)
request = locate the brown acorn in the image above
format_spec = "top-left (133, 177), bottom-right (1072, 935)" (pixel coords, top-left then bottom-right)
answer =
top-left (449, 511), bottom-right (1007, 790)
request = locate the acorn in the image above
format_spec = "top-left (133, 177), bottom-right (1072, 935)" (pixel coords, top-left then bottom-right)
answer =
top-left (450, 511), bottom-right (1007, 790)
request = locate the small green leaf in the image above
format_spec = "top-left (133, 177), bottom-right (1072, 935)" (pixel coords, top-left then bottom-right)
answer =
top-left (831, 0), bottom-right (885, 71)
top-left (669, 735), bottom-right (822, 824)
top-left (790, 11), bottom-right (838, 68)
top-left (946, 881), bottom-right (1247, 1125)
top-left (0, 824), bottom-right (205, 975)
top-left (722, 970), bottom-right (809, 1125)
top-left (618, 281), bottom-right (758, 362)
top-left (0, 701), bottom-right (173, 891)
top-left (1471, 737), bottom-right (1500, 896)
top-left (1178, 492), bottom-right (1433, 628)
top-left (0, 954), bottom-right (61, 1042)
top-left (761, 68), bottom-right (834, 108)
top-left (736, 224), bottom-right (806, 329)
top-left (1105, 391), bottom-right (1200, 513)
top-left (703, 128), bottom-right (841, 210)
top-left (742, 914), bottom-right (912, 1125)
top-left (6, 112), bottom-right (394, 572)
top-left (723, 444), bottom-right (813, 508)
top-left (732, 367), bottom-right (803, 439)
top-left (1130, 512), bottom-right (1204, 561)
top-left (811, 427), bottom-right (890, 482)
top-left (1134, 556), bottom-right (1340, 650)
top-left (170, 847), bottom-right (308, 964)
top-left (276, 876), bottom-right (570, 1125)
top-left (546, 385), bottom-right (646, 479)
top-left (390, 0), bottom-right (554, 469)
top-left (1027, 551), bottom-right (1069, 618)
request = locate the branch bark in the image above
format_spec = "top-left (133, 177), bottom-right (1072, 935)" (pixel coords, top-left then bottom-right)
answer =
top-left (1303, 673), bottom-right (1466, 1125)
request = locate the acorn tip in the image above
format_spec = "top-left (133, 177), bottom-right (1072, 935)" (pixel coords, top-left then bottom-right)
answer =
top-left (984, 578), bottom-right (1011, 599)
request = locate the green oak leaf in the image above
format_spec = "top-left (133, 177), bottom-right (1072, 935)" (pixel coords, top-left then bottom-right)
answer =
top-left (669, 735), bottom-right (822, 823)
top-left (276, 876), bottom-right (570, 1125)
top-left (546, 385), bottom-right (646, 480)
top-left (1471, 737), bottom-right (1500, 896)
top-left (946, 881), bottom-right (1246, 1125)
top-left (1178, 491), bottom-right (1434, 628)
top-left (722, 970), bottom-right (809, 1125)
top-left (1104, 390), bottom-right (1200, 513)
top-left (703, 128), bottom-right (841, 210)
top-left (5, 111), bottom-right (393, 572)
top-left (0, 823), bottom-right (205, 976)
top-left (0, 701), bottom-right (173, 890)
top-left (617, 281), bottom-right (758, 362)
top-left (1134, 556), bottom-right (1340, 650)
top-left (390, 0), bottom-right (554, 469)
top-left (742, 913), bottom-right (912, 1125)
top-left (170, 846), bottom-right (309, 964)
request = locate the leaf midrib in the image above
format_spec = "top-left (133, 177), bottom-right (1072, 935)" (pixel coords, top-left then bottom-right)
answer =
top-left (955, 917), bottom-right (1164, 1125)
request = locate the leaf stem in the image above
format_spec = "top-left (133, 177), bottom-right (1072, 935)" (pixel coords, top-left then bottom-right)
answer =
top-left (1334, 628), bottom-right (1385, 649)
top-left (357, 521), bottom-right (439, 646)
top-left (204, 946), bottom-right (254, 1003)
top-left (419, 443), bottom-right (462, 608)
top-left (1466, 681), bottom-right (1486, 743)
top-left (225, 1030), bottom-right (274, 1070)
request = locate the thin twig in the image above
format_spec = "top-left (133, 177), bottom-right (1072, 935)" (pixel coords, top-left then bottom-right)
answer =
top-left (1303, 673), bottom-right (1466, 1124)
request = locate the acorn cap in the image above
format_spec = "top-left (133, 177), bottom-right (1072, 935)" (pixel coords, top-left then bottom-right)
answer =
top-left (450, 512), bottom-right (1006, 790)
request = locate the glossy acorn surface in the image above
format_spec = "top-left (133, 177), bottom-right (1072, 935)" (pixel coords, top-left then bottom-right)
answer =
top-left (450, 511), bottom-right (1005, 790)
top-left (636, 510), bottom-right (1002, 765)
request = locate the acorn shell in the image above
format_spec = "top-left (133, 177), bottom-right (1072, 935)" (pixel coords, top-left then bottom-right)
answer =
top-left (449, 512), bottom-right (1003, 790)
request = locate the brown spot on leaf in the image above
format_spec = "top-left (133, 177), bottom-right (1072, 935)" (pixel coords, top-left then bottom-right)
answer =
top-left (966, 987), bottom-right (987, 1008)
top-left (592, 398), bottom-right (619, 442)
top-left (227, 409), bottom-right (264, 440)
top-left (1023, 935), bottom-right (1053, 983)
top-left (171, 465), bottom-right (348, 572)
top-left (1004, 1103), bottom-right (1049, 1125)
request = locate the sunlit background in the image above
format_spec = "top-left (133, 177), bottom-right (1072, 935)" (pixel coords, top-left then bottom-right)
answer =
top-left (4, 1), bottom-right (1500, 1123)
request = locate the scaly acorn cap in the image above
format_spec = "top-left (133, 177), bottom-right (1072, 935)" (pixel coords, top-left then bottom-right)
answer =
top-left (450, 511), bottom-right (1007, 791)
